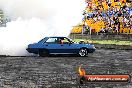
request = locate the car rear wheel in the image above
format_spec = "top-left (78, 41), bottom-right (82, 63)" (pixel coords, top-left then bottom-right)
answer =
top-left (39, 49), bottom-right (49, 57)
top-left (79, 48), bottom-right (88, 57)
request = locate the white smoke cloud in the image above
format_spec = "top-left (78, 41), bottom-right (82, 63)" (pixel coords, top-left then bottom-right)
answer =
top-left (0, 0), bottom-right (85, 56)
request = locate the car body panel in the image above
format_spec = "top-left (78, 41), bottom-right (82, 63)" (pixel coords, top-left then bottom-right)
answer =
top-left (26, 37), bottom-right (96, 55)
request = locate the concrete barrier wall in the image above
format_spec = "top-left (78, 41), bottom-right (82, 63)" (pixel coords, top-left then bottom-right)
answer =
top-left (70, 34), bottom-right (132, 40)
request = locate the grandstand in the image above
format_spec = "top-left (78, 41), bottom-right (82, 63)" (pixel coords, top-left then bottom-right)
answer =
top-left (71, 0), bottom-right (132, 34)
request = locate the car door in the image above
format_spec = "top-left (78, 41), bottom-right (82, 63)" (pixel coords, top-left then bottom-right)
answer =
top-left (42, 37), bottom-right (62, 53)
top-left (58, 38), bottom-right (77, 54)
top-left (42, 37), bottom-right (78, 54)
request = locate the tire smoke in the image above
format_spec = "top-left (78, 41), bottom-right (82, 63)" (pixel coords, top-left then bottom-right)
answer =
top-left (0, 0), bottom-right (85, 56)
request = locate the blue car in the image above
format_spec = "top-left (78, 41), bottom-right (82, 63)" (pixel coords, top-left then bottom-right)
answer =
top-left (26, 37), bottom-right (96, 57)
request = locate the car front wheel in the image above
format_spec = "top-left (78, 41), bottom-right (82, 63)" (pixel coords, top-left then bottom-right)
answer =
top-left (79, 48), bottom-right (88, 57)
top-left (39, 49), bottom-right (49, 57)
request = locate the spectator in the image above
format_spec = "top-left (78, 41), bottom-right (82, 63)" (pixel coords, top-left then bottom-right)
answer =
top-left (83, 0), bottom-right (131, 34)
top-left (100, 27), bottom-right (105, 33)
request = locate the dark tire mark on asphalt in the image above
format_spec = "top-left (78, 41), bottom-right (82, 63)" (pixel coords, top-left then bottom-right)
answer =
top-left (0, 49), bottom-right (131, 88)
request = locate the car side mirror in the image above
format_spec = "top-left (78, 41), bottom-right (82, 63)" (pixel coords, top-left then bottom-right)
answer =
top-left (69, 42), bottom-right (73, 45)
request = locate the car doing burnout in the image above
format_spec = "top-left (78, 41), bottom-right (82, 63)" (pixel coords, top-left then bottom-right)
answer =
top-left (26, 37), bottom-right (96, 57)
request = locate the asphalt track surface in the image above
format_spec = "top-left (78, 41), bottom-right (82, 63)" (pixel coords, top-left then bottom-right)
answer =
top-left (0, 49), bottom-right (132, 88)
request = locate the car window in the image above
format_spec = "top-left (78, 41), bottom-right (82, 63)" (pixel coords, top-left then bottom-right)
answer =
top-left (46, 38), bottom-right (58, 44)
top-left (63, 38), bottom-right (70, 44)
top-left (58, 38), bottom-right (70, 44)
top-left (38, 37), bottom-right (46, 43)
